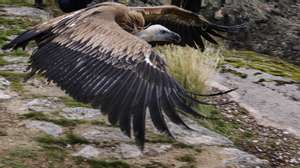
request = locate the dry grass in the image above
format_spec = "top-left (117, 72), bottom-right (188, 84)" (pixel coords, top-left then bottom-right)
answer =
top-left (156, 45), bottom-right (222, 93)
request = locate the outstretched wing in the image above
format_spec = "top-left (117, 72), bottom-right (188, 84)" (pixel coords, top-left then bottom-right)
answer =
top-left (131, 5), bottom-right (242, 50)
top-left (2, 3), bottom-right (203, 149)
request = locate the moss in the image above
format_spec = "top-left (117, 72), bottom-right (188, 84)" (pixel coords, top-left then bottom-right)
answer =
top-left (36, 133), bottom-right (90, 147)
top-left (87, 160), bottom-right (131, 168)
top-left (0, 147), bottom-right (38, 168)
top-left (223, 50), bottom-right (300, 82)
top-left (221, 67), bottom-right (248, 78)
top-left (176, 154), bottom-right (196, 163)
top-left (0, 0), bottom-right (32, 6)
top-left (173, 142), bottom-right (194, 149)
top-left (0, 57), bottom-right (9, 66)
top-left (143, 161), bottom-right (169, 168)
top-left (75, 157), bottom-right (131, 168)
top-left (61, 96), bottom-right (91, 108)
top-left (146, 131), bottom-right (174, 144)
top-left (22, 112), bottom-right (85, 127)
top-left (0, 71), bottom-right (25, 93)
top-left (196, 105), bottom-right (255, 145)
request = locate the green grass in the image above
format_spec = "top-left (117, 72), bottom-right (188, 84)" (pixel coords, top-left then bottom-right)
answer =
top-left (61, 96), bottom-right (91, 108)
top-left (36, 133), bottom-right (90, 147)
top-left (223, 50), bottom-right (300, 82)
top-left (0, 0), bottom-right (33, 6)
top-left (146, 131), bottom-right (175, 144)
top-left (22, 112), bottom-right (85, 127)
top-left (0, 71), bottom-right (26, 93)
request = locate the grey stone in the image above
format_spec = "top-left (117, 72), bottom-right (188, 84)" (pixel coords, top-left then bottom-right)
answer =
top-left (72, 145), bottom-right (100, 159)
top-left (143, 144), bottom-right (172, 157)
top-left (0, 91), bottom-right (12, 101)
top-left (0, 6), bottom-right (51, 21)
top-left (61, 107), bottom-right (102, 120)
top-left (120, 144), bottom-right (142, 159)
top-left (199, 0), bottom-right (300, 65)
top-left (24, 120), bottom-right (63, 137)
top-left (74, 126), bottom-right (131, 143)
top-left (212, 65), bottom-right (300, 137)
top-left (0, 77), bottom-right (10, 90)
top-left (168, 119), bottom-right (233, 146)
top-left (2, 56), bottom-right (29, 64)
top-left (25, 98), bottom-right (62, 113)
top-left (220, 148), bottom-right (270, 168)
top-left (0, 64), bottom-right (27, 72)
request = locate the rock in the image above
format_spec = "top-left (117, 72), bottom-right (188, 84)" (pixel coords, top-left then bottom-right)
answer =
top-left (167, 119), bottom-right (233, 146)
top-left (74, 126), bottom-right (131, 143)
top-left (212, 65), bottom-right (300, 137)
top-left (72, 145), bottom-right (100, 159)
top-left (25, 98), bottom-right (63, 113)
top-left (220, 148), bottom-right (270, 168)
top-left (0, 91), bottom-right (12, 101)
top-left (199, 0), bottom-right (300, 65)
top-left (0, 6), bottom-right (51, 21)
top-left (143, 144), bottom-right (172, 157)
top-left (0, 77), bottom-right (10, 90)
top-left (24, 120), bottom-right (63, 137)
top-left (120, 144), bottom-right (142, 159)
top-left (2, 56), bottom-right (29, 64)
top-left (61, 107), bottom-right (102, 120)
top-left (0, 64), bottom-right (27, 73)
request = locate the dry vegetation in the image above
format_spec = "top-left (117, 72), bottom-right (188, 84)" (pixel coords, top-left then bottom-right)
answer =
top-left (156, 45), bottom-right (222, 93)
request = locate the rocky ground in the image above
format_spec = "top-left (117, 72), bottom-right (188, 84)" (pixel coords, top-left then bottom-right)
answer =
top-left (0, 2), bottom-right (300, 168)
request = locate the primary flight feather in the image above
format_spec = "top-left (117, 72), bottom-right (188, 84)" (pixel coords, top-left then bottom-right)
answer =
top-left (2, 2), bottom-right (238, 148)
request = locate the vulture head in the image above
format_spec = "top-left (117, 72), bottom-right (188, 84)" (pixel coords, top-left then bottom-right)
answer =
top-left (135, 25), bottom-right (181, 43)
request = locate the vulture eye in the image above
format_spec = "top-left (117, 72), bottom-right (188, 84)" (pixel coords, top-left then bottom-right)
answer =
top-left (160, 30), bottom-right (168, 34)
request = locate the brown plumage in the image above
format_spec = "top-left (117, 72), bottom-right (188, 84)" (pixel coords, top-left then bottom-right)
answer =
top-left (2, 2), bottom-right (239, 149)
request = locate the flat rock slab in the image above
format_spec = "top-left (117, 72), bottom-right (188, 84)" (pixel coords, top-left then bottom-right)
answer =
top-left (2, 56), bottom-right (29, 64)
top-left (0, 64), bottom-right (27, 73)
top-left (73, 144), bottom-right (121, 159)
top-left (74, 126), bottom-right (131, 143)
top-left (212, 65), bottom-right (300, 137)
top-left (24, 120), bottom-right (63, 137)
top-left (0, 90), bottom-right (12, 101)
top-left (197, 146), bottom-right (270, 168)
top-left (0, 77), bottom-right (10, 90)
top-left (25, 98), bottom-right (63, 113)
top-left (61, 107), bottom-right (102, 120)
top-left (0, 6), bottom-right (51, 21)
top-left (165, 118), bottom-right (233, 147)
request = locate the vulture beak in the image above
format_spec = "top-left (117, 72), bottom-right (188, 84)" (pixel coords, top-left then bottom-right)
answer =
top-left (169, 32), bottom-right (181, 43)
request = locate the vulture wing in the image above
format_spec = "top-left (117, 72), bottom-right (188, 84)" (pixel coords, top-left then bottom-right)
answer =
top-left (131, 5), bottom-right (243, 50)
top-left (2, 3), bottom-right (203, 149)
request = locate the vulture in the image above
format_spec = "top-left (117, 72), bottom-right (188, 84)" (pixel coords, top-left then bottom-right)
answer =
top-left (2, 2), bottom-right (239, 149)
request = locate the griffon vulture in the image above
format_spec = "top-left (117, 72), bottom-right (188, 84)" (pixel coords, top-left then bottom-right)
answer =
top-left (2, 2), bottom-right (238, 148)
